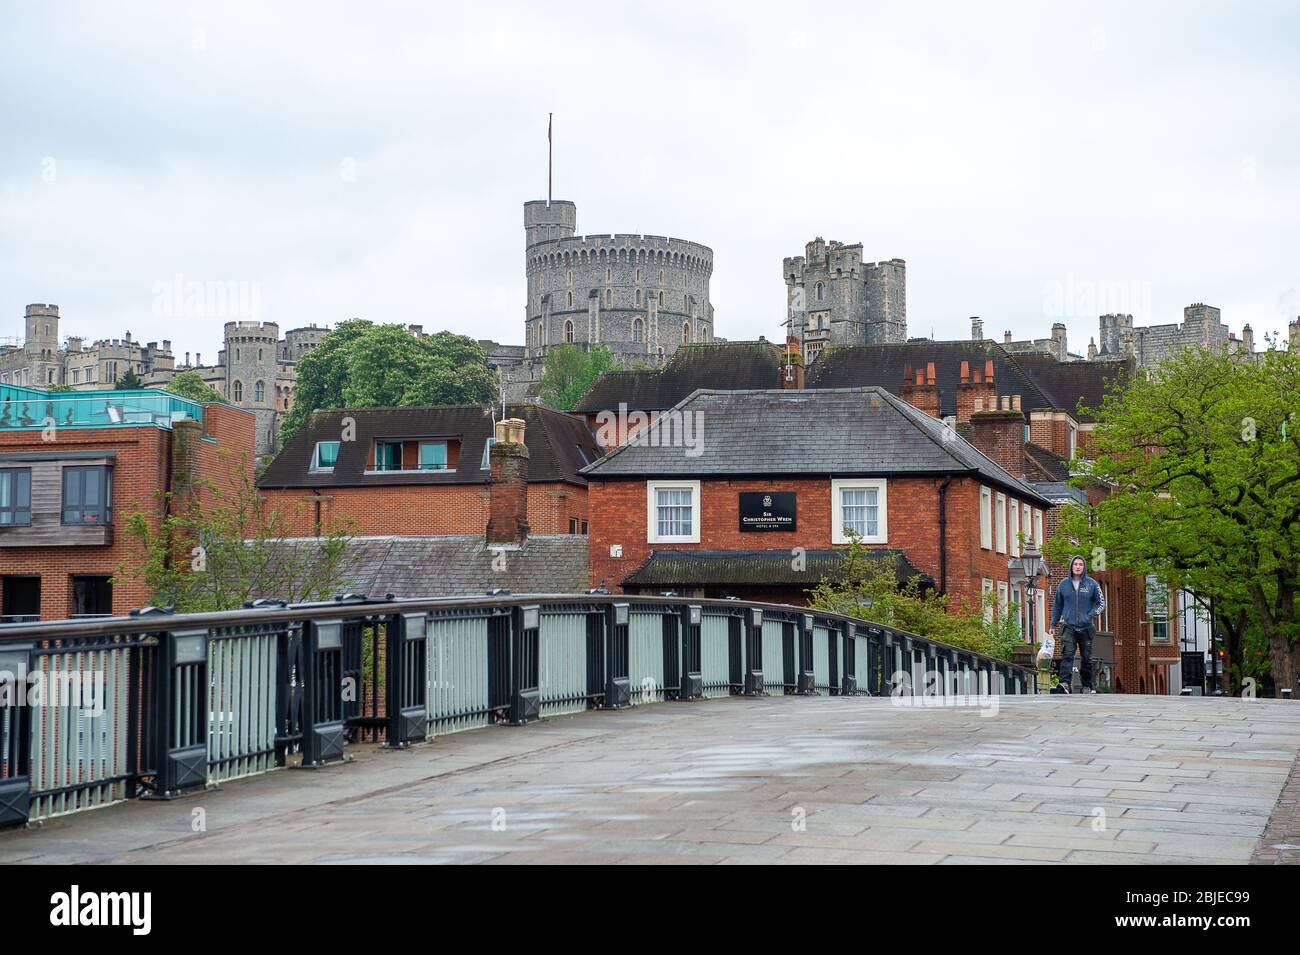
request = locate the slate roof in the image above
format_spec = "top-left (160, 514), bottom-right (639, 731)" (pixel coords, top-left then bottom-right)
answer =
top-left (276, 535), bottom-right (590, 597)
top-left (258, 403), bottom-right (600, 489)
top-left (806, 341), bottom-right (1131, 423)
top-left (1010, 352), bottom-right (1131, 420)
top-left (1024, 442), bottom-right (1070, 482)
top-left (622, 548), bottom-right (931, 588)
top-left (581, 387), bottom-right (1052, 506)
top-left (571, 340), bottom-right (784, 413)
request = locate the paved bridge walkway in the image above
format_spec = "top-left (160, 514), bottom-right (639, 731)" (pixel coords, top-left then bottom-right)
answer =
top-left (4, 695), bottom-right (1299, 865)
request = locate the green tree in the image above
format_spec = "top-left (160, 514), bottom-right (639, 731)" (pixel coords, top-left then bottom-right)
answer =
top-left (165, 369), bottom-right (228, 404)
top-left (1046, 343), bottom-right (1300, 695)
top-left (117, 460), bottom-right (356, 612)
top-left (810, 534), bottom-right (1019, 659)
top-left (538, 344), bottom-right (620, 410)
top-left (279, 321), bottom-right (498, 444)
top-left (46, 384), bottom-right (74, 393)
top-left (115, 368), bottom-right (144, 390)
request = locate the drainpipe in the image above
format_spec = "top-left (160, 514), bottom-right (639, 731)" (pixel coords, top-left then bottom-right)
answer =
top-left (312, 489), bottom-right (322, 538)
top-left (937, 476), bottom-right (951, 595)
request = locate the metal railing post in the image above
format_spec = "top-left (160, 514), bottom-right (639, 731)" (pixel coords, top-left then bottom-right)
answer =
top-left (385, 611), bottom-right (430, 744)
top-left (744, 608), bottom-right (765, 695)
top-left (798, 613), bottom-right (816, 694)
top-left (0, 642), bottom-right (32, 827)
top-left (602, 602), bottom-right (630, 708)
top-left (509, 606), bottom-right (541, 724)
top-left (148, 627), bottom-right (208, 798)
top-left (924, 643), bottom-right (939, 697)
top-left (301, 618), bottom-right (346, 767)
top-left (841, 624), bottom-right (859, 695)
top-left (679, 605), bottom-right (703, 700)
top-left (895, 634), bottom-right (913, 697)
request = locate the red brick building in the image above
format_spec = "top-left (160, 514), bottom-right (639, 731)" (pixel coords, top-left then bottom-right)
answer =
top-left (582, 386), bottom-right (1053, 616)
top-left (575, 337), bottom-right (1174, 694)
top-left (257, 403), bottom-right (600, 538)
top-left (0, 384), bottom-right (255, 619)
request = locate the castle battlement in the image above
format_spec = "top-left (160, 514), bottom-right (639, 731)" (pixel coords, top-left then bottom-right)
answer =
top-left (527, 232), bottom-right (714, 261)
top-left (522, 199), bottom-right (716, 364)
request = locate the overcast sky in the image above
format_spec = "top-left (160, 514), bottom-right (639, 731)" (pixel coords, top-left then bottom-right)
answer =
top-left (2, 1), bottom-right (1298, 363)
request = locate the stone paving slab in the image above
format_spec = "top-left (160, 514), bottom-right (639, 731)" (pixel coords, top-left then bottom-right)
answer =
top-left (2, 694), bottom-right (1299, 865)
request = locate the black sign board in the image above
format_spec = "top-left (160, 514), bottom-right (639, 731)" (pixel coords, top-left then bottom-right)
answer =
top-left (739, 492), bottom-right (796, 532)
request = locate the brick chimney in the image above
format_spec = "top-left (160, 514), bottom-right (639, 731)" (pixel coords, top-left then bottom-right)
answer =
top-left (900, 361), bottom-right (941, 418)
top-left (781, 335), bottom-right (804, 389)
top-left (970, 394), bottom-right (1026, 479)
top-left (486, 417), bottom-right (530, 545)
top-left (956, 358), bottom-right (997, 423)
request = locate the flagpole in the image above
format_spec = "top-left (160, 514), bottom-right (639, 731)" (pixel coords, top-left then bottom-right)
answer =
top-left (547, 112), bottom-right (553, 206)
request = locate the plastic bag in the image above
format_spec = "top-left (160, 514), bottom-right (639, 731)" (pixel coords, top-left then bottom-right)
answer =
top-left (1035, 632), bottom-right (1055, 669)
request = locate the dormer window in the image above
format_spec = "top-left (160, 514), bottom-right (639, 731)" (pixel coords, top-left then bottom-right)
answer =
top-left (418, 441), bottom-right (448, 471)
top-left (311, 441), bottom-right (340, 472)
top-left (374, 441), bottom-right (402, 472)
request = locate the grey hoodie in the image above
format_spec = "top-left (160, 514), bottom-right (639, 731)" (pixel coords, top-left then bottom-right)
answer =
top-left (1050, 554), bottom-right (1104, 630)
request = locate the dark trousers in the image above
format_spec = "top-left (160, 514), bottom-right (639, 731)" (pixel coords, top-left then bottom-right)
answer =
top-left (1059, 625), bottom-right (1094, 689)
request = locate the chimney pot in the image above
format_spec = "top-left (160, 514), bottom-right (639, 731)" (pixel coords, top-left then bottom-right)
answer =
top-left (487, 417), bottom-right (530, 545)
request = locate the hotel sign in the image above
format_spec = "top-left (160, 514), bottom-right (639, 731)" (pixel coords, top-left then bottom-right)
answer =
top-left (739, 492), bottom-right (796, 532)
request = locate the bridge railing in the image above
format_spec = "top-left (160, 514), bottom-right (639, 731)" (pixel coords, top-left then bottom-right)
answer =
top-left (0, 593), bottom-right (1036, 828)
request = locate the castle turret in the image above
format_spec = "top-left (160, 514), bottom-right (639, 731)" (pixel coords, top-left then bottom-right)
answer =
top-left (524, 200), bottom-right (577, 248)
top-left (1051, 322), bottom-right (1067, 360)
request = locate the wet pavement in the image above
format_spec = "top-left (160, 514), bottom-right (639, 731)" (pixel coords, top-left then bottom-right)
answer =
top-left (4, 694), bottom-right (1300, 865)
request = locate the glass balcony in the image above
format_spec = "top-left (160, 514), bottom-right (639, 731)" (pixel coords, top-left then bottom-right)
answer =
top-left (0, 384), bottom-right (204, 431)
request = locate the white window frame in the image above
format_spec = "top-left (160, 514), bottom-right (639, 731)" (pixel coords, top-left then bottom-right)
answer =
top-left (979, 486), bottom-right (992, 550)
top-left (647, 480), bottom-right (700, 544)
top-left (1033, 508), bottom-right (1043, 547)
top-left (1009, 501), bottom-right (1021, 557)
top-left (1035, 589), bottom-right (1047, 641)
top-left (1022, 503), bottom-right (1032, 544)
top-left (831, 478), bottom-right (888, 545)
top-left (310, 441), bottom-right (340, 473)
top-left (997, 580), bottom-right (1009, 615)
top-left (994, 492), bottom-right (1008, 555)
top-left (982, 578), bottom-right (995, 623)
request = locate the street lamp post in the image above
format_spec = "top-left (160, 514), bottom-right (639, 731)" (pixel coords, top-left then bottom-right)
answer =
top-left (1007, 543), bottom-right (1052, 651)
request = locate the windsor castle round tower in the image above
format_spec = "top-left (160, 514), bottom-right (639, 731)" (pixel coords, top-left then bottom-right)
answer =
top-left (523, 200), bottom-right (714, 366)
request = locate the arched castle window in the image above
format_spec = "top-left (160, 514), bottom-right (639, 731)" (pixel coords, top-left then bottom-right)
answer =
top-left (635, 268), bottom-right (642, 283)
top-left (659, 269), bottom-right (665, 284)
top-left (816, 282), bottom-right (825, 303)
top-left (635, 289), bottom-right (642, 306)
top-left (633, 318), bottom-right (644, 343)
top-left (604, 288), bottom-right (612, 306)
top-left (566, 291), bottom-right (573, 308)
top-left (682, 322), bottom-right (690, 343)
top-left (564, 320), bottom-right (574, 343)
top-left (254, 380), bottom-right (265, 402)
top-left (258, 348), bottom-right (263, 361)
top-left (605, 268), bottom-right (611, 282)
top-left (566, 269), bottom-right (573, 286)
top-left (235, 348), bottom-right (241, 361)
top-left (233, 380), bottom-right (243, 402)
top-left (658, 291), bottom-right (664, 307)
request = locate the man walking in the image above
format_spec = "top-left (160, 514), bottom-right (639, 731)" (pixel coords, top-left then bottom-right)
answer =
top-left (1048, 555), bottom-right (1104, 693)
